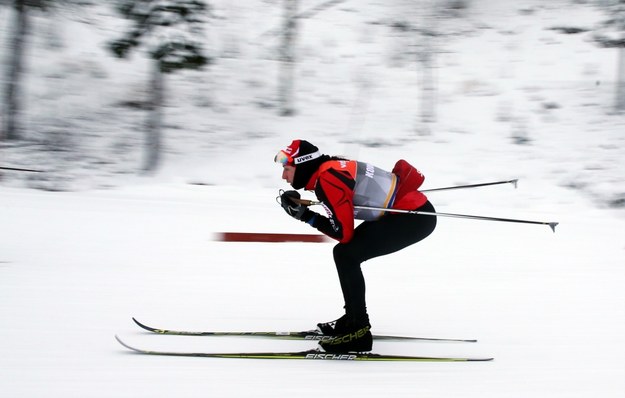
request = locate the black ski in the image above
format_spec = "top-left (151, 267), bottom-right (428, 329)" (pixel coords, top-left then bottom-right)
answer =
top-left (115, 335), bottom-right (493, 362)
top-left (132, 318), bottom-right (477, 343)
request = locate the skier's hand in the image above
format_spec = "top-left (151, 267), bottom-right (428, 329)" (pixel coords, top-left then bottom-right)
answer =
top-left (279, 190), bottom-right (307, 220)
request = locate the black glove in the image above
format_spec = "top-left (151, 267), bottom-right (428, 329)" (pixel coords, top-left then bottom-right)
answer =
top-left (279, 190), bottom-right (308, 220)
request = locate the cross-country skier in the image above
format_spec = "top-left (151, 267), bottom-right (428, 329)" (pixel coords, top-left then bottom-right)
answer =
top-left (275, 139), bottom-right (437, 353)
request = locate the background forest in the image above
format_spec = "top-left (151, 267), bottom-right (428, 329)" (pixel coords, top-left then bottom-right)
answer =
top-left (0, 0), bottom-right (624, 209)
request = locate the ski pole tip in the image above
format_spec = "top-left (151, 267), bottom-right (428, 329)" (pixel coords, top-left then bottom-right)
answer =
top-left (548, 222), bottom-right (559, 233)
top-left (512, 179), bottom-right (519, 189)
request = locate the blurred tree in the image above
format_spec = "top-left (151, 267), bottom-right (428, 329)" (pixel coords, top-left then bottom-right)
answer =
top-left (1, 0), bottom-right (53, 142)
top-left (278, 0), bottom-right (298, 116)
top-left (594, 0), bottom-right (625, 112)
top-left (389, 0), bottom-right (439, 134)
top-left (107, 0), bottom-right (211, 173)
top-left (417, 0), bottom-right (438, 130)
top-left (262, 0), bottom-right (347, 116)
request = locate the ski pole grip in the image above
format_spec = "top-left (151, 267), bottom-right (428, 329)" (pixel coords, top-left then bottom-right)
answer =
top-left (293, 198), bottom-right (317, 206)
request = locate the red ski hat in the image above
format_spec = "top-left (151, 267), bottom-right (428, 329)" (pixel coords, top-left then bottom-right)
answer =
top-left (274, 140), bottom-right (325, 189)
top-left (274, 139), bottom-right (321, 166)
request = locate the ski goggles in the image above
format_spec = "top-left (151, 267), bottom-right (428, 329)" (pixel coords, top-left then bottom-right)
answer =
top-left (274, 150), bottom-right (293, 166)
top-left (274, 150), bottom-right (321, 166)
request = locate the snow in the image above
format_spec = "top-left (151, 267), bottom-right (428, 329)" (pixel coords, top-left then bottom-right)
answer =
top-left (1, 0), bottom-right (625, 397)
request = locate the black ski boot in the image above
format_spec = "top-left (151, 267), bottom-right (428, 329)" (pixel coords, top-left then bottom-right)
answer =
top-left (319, 315), bottom-right (372, 353)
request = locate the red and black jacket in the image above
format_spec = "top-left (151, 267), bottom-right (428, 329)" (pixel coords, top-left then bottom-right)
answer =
top-left (304, 159), bottom-right (427, 243)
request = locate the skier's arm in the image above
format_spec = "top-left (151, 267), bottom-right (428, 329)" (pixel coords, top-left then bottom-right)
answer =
top-left (308, 172), bottom-right (355, 243)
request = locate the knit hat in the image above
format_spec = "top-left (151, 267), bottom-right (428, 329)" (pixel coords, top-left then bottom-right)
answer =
top-left (274, 139), bottom-right (325, 189)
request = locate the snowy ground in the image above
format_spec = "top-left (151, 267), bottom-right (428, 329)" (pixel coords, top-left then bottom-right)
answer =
top-left (1, 180), bottom-right (624, 397)
top-left (1, 0), bottom-right (625, 397)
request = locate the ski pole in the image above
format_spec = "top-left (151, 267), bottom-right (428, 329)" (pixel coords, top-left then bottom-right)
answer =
top-left (294, 199), bottom-right (558, 233)
top-left (422, 179), bottom-right (518, 193)
top-left (0, 166), bottom-right (44, 173)
top-left (354, 205), bottom-right (558, 233)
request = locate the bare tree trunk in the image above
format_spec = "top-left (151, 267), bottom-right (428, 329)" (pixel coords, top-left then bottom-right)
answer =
top-left (278, 0), bottom-right (298, 116)
top-left (2, 0), bottom-right (29, 141)
top-left (143, 61), bottom-right (164, 173)
top-left (415, 0), bottom-right (438, 135)
top-left (616, 45), bottom-right (625, 112)
top-left (418, 38), bottom-right (437, 124)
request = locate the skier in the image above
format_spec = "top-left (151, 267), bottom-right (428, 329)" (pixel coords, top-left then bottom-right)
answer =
top-left (275, 139), bottom-right (437, 353)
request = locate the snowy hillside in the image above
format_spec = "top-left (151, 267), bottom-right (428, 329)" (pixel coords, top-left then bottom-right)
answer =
top-left (0, 0), bottom-right (624, 207)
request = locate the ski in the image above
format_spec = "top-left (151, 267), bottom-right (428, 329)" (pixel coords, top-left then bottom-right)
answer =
top-left (115, 336), bottom-right (493, 362)
top-left (132, 318), bottom-right (477, 343)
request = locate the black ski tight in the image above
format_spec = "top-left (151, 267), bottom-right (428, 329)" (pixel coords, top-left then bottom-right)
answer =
top-left (332, 200), bottom-right (437, 320)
